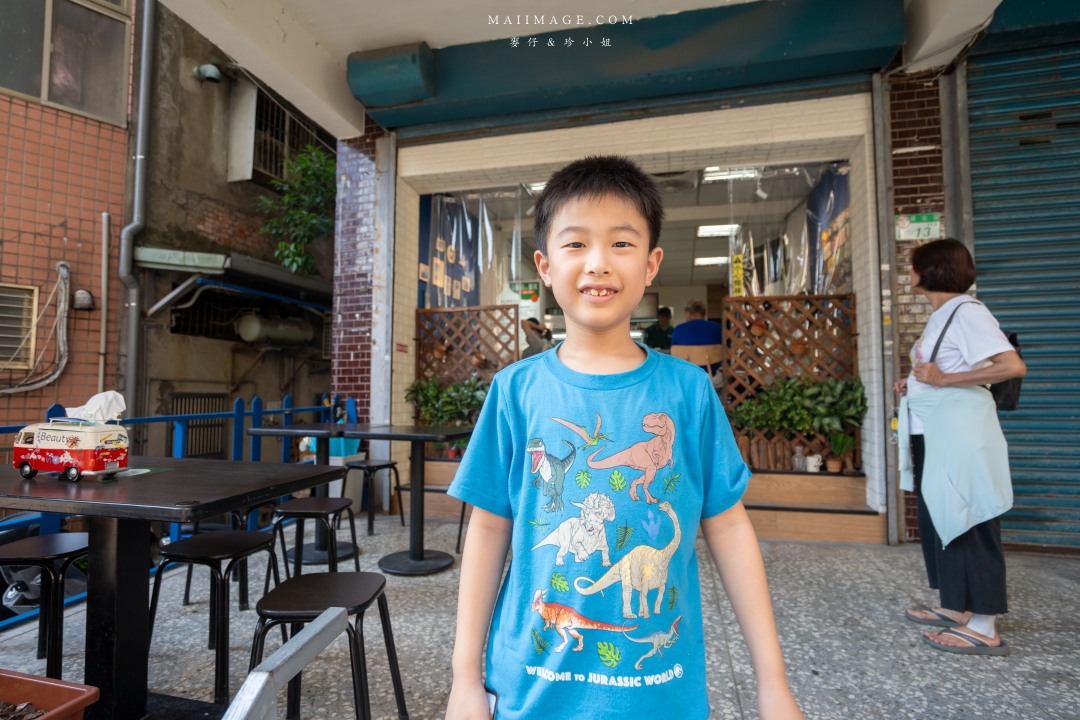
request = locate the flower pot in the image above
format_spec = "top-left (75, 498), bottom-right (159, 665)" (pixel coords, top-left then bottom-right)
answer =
top-left (790, 340), bottom-right (807, 356)
top-left (750, 321), bottom-right (768, 337)
top-left (447, 448), bottom-right (461, 459)
top-left (825, 458), bottom-right (843, 473)
top-left (0, 669), bottom-right (99, 720)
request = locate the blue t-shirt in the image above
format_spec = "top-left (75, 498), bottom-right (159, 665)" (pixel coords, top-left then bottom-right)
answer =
top-left (671, 319), bottom-right (723, 346)
top-left (449, 343), bottom-right (750, 720)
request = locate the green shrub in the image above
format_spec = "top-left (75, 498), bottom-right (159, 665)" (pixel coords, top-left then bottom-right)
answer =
top-left (405, 376), bottom-right (489, 426)
top-left (729, 376), bottom-right (867, 436)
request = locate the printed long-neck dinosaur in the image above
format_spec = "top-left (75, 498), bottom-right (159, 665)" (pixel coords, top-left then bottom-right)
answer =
top-left (623, 616), bottom-right (682, 670)
top-left (587, 412), bottom-right (675, 504)
top-left (573, 501), bottom-right (681, 619)
top-left (532, 589), bottom-right (637, 653)
top-left (527, 438), bottom-right (575, 513)
top-left (550, 413), bottom-right (611, 450)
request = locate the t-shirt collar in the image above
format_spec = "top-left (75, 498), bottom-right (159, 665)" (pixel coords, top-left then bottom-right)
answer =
top-left (931, 294), bottom-right (975, 321)
top-left (542, 341), bottom-right (659, 389)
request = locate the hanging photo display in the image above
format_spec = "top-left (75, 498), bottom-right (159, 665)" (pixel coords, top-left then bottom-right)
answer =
top-left (806, 167), bottom-right (852, 294)
top-left (420, 195), bottom-right (492, 309)
top-left (461, 274), bottom-right (473, 293)
top-left (431, 257), bottom-right (445, 288)
top-left (418, 263), bottom-right (430, 283)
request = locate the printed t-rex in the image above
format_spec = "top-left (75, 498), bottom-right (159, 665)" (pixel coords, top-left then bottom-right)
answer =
top-left (574, 500), bottom-right (681, 619)
top-left (532, 589), bottom-right (637, 652)
top-left (550, 413), bottom-right (611, 450)
top-left (623, 616), bottom-right (682, 670)
top-left (527, 437), bottom-right (576, 513)
top-left (587, 412), bottom-right (675, 503)
top-left (532, 491), bottom-right (616, 566)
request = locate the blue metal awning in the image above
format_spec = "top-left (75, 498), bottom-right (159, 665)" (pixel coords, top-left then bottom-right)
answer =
top-left (349, 0), bottom-right (904, 131)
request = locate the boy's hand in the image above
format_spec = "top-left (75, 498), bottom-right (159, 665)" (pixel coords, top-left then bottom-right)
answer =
top-left (758, 679), bottom-right (805, 719)
top-left (446, 680), bottom-right (492, 720)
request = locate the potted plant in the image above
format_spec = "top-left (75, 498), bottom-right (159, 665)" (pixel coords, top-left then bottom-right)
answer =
top-left (827, 432), bottom-right (855, 473)
top-left (447, 439), bottom-right (469, 459)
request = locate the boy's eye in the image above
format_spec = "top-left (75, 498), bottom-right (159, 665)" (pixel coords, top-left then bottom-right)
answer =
top-left (613, 241), bottom-right (631, 248)
top-left (565, 241), bottom-right (585, 249)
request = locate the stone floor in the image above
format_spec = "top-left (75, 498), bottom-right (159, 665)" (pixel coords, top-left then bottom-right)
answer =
top-left (0, 517), bottom-right (1077, 719)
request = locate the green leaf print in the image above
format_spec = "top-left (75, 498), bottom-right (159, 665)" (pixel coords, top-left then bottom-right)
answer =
top-left (662, 472), bottom-right (682, 494)
top-left (615, 522), bottom-right (634, 552)
top-left (550, 572), bottom-right (570, 593)
top-left (575, 469), bottom-right (592, 489)
top-left (609, 469), bottom-right (627, 492)
top-left (668, 586), bottom-right (678, 612)
top-left (532, 627), bottom-right (551, 655)
top-left (529, 518), bottom-right (550, 531)
top-left (597, 641), bottom-right (621, 668)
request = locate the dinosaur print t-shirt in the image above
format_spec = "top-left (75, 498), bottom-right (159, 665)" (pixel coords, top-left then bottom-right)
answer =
top-left (449, 343), bottom-right (750, 720)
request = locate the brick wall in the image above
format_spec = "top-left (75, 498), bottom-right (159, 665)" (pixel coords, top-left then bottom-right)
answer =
top-left (890, 74), bottom-right (945, 541)
top-left (0, 95), bottom-right (128, 426)
top-left (331, 118), bottom-right (386, 419)
top-left (190, 196), bottom-right (267, 257)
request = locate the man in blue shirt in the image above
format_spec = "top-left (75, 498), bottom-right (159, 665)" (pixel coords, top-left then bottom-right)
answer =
top-left (671, 299), bottom-right (722, 346)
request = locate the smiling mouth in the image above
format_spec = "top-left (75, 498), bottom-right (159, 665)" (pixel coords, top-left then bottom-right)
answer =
top-left (580, 288), bottom-right (618, 297)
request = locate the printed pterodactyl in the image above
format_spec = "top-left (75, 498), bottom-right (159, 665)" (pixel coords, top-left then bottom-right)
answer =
top-left (550, 413), bottom-right (611, 450)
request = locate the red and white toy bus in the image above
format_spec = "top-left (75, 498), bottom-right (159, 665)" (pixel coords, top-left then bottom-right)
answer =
top-left (12, 419), bottom-right (129, 481)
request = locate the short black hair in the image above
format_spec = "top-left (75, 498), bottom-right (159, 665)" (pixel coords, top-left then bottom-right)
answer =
top-left (658, 306), bottom-right (672, 318)
top-left (532, 155), bottom-right (664, 255)
top-left (911, 238), bottom-right (977, 293)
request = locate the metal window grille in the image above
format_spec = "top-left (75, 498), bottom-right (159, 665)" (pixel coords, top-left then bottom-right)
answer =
top-left (254, 91), bottom-right (333, 182)
top-left (168, 393), bottom-right (229, 459)
top-left (0, 284), bottom-right (38, 371)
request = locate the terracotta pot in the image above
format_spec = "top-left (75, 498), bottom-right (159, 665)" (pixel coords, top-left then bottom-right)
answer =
top-left (750, 321), bottom-right (768, 337)
top-left (433, 342), bottom-right (450, 360)
top-left (470, 351), bottom-right (487, 368)
top-left (0, 668), bottom-right (99, 720)
top-left (825, 458), bottom-right (843, 473)
top-left (790, 340), bottom-right (807, 356)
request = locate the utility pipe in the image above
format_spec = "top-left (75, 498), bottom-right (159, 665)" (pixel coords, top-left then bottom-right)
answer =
top-left (119, 0), bottom-right (156, 418)
top-left (98, 212), bottom-right (108, 393)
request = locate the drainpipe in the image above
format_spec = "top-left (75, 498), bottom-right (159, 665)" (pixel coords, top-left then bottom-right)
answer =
top-left (119, 0), bottom-right (155, 418)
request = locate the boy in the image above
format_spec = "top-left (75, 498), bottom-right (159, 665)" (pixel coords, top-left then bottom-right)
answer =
top-left (446, 156), bottom-right (802, 720)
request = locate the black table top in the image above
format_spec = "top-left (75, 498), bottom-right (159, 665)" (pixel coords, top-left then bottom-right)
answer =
top-left (0, 456), bottom-right (344, 523)
top-left (339, 424), bottom-right (474, 442)
top-left (248, 422), bottom-right (343, 438)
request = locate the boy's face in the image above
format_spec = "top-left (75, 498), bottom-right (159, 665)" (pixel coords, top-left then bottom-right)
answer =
top-left (535, 194), bottom-right (662, 335)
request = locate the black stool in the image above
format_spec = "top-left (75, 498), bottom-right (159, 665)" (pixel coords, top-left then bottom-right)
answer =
top-left (345, 459), bottom-right (399, 536)
top-left (273, 497), bottom-right (360, 578)
top-left (249, 572), bottom-right (408, 720)
top-left (149, 529), bottom-right (282, 704)
top-left (389, 468), bottom-right (468, 555)
top-left (0, 532), bottom-right (87, 679)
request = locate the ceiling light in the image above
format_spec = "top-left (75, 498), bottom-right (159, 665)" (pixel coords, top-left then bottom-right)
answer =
top-left (702, 167), bottom-right (758, 183)
top-left (526, 182), bottom-right (546, 195)
top-left (697, 224), bottom-right (740, 237)
top-left (694, 257), bottom-right (730, 266)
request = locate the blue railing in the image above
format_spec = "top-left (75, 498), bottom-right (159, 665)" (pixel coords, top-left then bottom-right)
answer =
top-left (0, 393), bottom-right (360, 631)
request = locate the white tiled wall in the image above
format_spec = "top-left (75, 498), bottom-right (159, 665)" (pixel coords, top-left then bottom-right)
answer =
top-left (394, 93), bottom-right (887, 511)
top-left (390, 177), bottom-right (421, 490)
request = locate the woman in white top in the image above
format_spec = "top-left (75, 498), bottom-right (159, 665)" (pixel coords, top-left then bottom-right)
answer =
top-left (894, 239), bottom-right (1026, 655)
top-left (520, 317), bottom-right (555, 359)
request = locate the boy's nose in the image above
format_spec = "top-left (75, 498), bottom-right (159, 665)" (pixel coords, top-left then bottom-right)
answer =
top-left (584, 248), bottom-right (611, 275)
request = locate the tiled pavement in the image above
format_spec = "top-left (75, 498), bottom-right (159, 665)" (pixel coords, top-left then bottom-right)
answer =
top-left (0, 517), bottom-right (1077, 719)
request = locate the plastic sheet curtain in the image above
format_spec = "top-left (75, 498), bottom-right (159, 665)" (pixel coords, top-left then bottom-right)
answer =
top-left (425, 195), bottom-right (482, 308)
top-left (805, 168), bottom-right (852, 294)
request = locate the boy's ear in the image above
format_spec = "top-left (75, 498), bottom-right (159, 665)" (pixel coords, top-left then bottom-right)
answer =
top-left (535, 250), bottom-right (553, 287)
top-left (644, 246), bottom-right (664, 287)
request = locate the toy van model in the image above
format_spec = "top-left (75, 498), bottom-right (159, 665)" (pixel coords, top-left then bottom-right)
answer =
top-left (12, 419), bottom-right (129, 481)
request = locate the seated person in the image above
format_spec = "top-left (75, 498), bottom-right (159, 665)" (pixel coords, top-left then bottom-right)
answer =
top-left (643, 306), bottom-right (674, 350)
top-left (521, 317), bottom-right (555, 359)
top-left (672, 299), bottom-right (723, 373)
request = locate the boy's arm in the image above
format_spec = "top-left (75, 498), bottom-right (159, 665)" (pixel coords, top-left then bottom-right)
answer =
top-left (447, 506), bottom-right (514, 720)
top-left (701, 501), bottom-right (804, 720)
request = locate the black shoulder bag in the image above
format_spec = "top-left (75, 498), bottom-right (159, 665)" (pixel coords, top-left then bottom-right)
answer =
top-left (929, 302), bottom-right (1023, 412)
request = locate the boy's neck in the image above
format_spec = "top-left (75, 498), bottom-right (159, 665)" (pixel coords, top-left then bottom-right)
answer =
top-left (557, 318), bottom-right (647, 374)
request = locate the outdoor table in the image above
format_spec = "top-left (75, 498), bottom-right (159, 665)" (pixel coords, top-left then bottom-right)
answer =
top-left (0, 456), bottom-right (343, 720)
top-left (338, 424), bottom-right (473, 576)
top-left (247, 423), bottom-right (357, 568)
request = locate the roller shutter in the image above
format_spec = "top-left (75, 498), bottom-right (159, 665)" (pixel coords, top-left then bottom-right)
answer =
top-left (967, 43), bottom-right (1080, 549)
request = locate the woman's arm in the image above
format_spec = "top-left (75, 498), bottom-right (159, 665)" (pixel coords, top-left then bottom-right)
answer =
top-left (912, 349), bottom-right (1025, 388)
top-left (701, 502), bottom-right (804, 720)
top-left (446, 507), bottom-right (513, 720)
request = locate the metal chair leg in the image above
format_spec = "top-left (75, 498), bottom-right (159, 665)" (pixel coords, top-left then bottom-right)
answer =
top-left (377, 593), bottom-right (409, 719)
top-left (319, 517), bottom-right (338, 572)
top-left (212, 564), bottom-right (230, 704)
top-left (276, 520), bottom-right (291, 580)
top-left (293, 518), bottom-right (305, 578)
top-left (208, 563), bottom-right (218, 650)
top-left (49, 557), bottom-right (79, 680)
top-left (36, 566), bottom-right (50, 661)
top-left (346, 615), bottom-right (372, 720)
top-left (148, 559), bottom-right (173, 645)
top-left (393, 466), bottom-right (405, 526)
top-left (366, 470), bottom-right (376, 536)
top-left (248, 617), bottom-right (269, 672)
top-left (183, 563), bottom-right (194, 606)
top-left (346, 508), bottom-right (361, 572)
top-left (456, 502), bottom-right (467, 554)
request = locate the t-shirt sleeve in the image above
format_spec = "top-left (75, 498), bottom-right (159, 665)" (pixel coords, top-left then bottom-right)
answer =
top-left (698, 381), bottom-right (751, 518)
top-left (448, 376), bottom-right (515, 519)
top-left (954, 303), bottom-right (1015, 366)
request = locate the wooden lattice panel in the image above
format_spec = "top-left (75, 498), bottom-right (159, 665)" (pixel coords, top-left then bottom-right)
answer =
top-left (721, 294), bottom-right (858, 409)
top-left (722, 294), bottom-right (860, 472)
top-left (415, 305), bottom-right (520, 386)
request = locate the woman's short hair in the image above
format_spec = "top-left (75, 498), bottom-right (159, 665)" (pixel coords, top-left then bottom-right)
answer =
top-left (684, 299), bottom-right (708, 317)
top-left (911, 238), bottom-right (977, 293)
